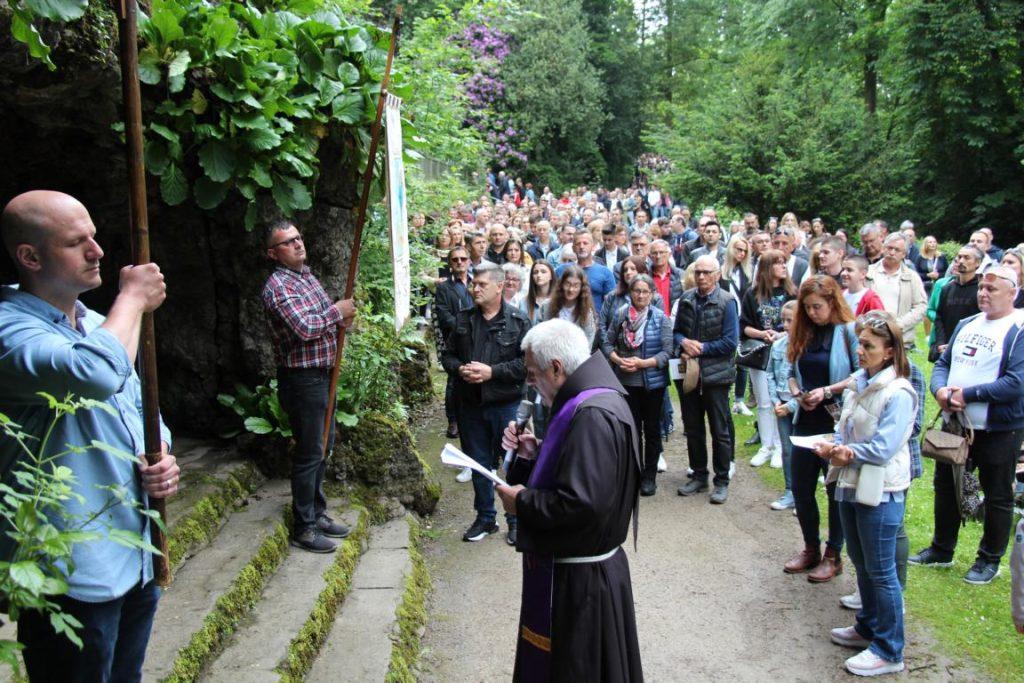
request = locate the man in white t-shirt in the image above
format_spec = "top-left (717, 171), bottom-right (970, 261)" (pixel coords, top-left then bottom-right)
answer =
top-left (914, 266), bottom-right (1024, 585)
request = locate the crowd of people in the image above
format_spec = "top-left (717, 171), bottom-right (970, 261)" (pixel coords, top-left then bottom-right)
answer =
top-left (428, 179), bottom-right (1024, 677)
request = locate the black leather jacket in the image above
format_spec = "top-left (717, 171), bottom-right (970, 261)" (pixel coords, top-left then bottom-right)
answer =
top-left (441, 301), bottom-right (531, 406)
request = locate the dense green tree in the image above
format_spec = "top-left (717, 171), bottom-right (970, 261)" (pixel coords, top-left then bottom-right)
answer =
top-left (504, 0), bottom-right (607, 186)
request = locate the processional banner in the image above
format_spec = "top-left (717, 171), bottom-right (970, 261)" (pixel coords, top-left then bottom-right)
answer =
top-left (384, 92), bottom-right (411, 332)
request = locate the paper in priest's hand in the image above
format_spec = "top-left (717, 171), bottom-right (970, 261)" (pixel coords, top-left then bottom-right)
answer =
top-left (440, 443), bottom-right (509, 487)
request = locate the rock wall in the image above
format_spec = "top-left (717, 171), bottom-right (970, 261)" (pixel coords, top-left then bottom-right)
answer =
top-left (0, 10), bottom-right (360, 434)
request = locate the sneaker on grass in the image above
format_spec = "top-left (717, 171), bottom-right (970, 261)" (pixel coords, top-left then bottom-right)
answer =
top-left (963, 559), bottom-right (1000, 585)
top-left (907, 547), bottom-right (953, 568)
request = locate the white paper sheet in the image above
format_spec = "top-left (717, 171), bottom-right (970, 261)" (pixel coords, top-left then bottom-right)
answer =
top-left (440, 443), bottom-right (509, 487)
top-left (789, 434), bottom-right (835, 450)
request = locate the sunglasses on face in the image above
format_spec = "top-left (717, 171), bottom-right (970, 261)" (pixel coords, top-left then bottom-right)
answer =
top-left (450, 257), bottom-right (469, 263)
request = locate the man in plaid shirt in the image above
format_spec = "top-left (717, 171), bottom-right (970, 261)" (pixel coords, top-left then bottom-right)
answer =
top-left (262, 219), bottom-right (356, 553)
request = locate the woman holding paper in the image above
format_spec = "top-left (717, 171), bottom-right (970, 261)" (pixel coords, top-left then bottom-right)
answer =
top-left (784, 275), bottom-right (857, 582)
top-left (602, 274), bottom-right (673, 497)
top-left (813, 311), bottom-right (915, 677)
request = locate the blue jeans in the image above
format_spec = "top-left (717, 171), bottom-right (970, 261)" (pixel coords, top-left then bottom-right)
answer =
top-left (458, 399), bottom-right (519, 524)
top-left (839, 499), bottom-right (905, 663)
top-left (776, 414), bottom-right (793, 491)
top-left (19, 581), bottom-right (161, 682)
top-left (277, 367), bottom-right (332, 534)
top-left (660, 387), bottom-right (674, 436)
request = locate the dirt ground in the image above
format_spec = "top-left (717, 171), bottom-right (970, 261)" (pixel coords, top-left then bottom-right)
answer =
top-left (416, 409), bottom-right (982, 682)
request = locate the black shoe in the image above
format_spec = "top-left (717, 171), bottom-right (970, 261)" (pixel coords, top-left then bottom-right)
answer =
top-left (506, 522), bottom-right (517, 546)
top-left (709, 485), bottom-right (728, 504)
top-left (677, 479), bottom-right (709, 496)
top-left (446, 421), bottom-right (459, 438)
top-left (317, 515), bottom-right (350, 539)
top-left (908, 547), bottom-right (953, 568)
top-left (640, 478), bottom-right (657, 497)
top-left (463, 518), bottom-right (499, 542)
top-left (964, 559), bottom-right (1000, 585)
top-left (291, 529), bottom-right (337, 554)
top-left (744, 431), bottom-right (760, 446)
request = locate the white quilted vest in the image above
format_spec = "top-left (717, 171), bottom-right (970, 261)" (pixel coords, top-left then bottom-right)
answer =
top-left (834, 366), bottom-right (915, 493)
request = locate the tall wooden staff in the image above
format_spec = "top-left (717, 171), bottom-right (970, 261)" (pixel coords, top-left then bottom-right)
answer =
top-left (113, 0), bottom-right (172, 585)
top-left (322, 10), bottom-right (403, 455)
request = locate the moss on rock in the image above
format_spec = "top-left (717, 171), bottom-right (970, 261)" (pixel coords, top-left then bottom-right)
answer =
top-left (276, 507), bottom-right (370, 682)
top-left (166, 462), bottom-right (265, 569)
top-left (165, 518), bottom-right (291, 682)
top-left (386, 517), bottom-right (432, 683)
top-left (398, 340), bottom-right (435, 412)
top-left (329, 412), bottom-right (440, 515)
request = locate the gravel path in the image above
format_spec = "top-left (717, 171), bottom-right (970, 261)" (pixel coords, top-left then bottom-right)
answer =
top-left (417, 410), bottom-right (981, 681)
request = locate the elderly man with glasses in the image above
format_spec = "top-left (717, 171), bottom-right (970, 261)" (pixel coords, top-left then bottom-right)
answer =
top-left (911, 266), bottom-right (1024, 585)
top-left (262, 219), bottom-right (357, 553)
top-left (866, 233), bottom-right (928, 349)
top-left (674, 255), bottom-right (740, 504)
top-left (772, 227), bottom-right (810, 284)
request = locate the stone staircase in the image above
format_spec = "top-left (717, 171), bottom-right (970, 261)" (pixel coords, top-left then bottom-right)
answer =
top-left (0, 438), bottom-right (430, 683)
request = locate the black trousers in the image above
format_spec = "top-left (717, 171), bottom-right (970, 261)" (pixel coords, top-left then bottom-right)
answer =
top-left (277, 367), bottom-right (332, 534)
top-left (677, 382), bottom-right (733, 487)
top-left (931, 428), bottom-right (1024, 563)
top-left (625, 385), bottom-right (665, 481)
top-left (791, 418), bottom-right (843, 552)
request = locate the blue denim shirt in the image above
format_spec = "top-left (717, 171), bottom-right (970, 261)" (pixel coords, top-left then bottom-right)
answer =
top-left (0, 286), bottom-right (171, 602)
top-left (766, 335), bottom-right (797, 414)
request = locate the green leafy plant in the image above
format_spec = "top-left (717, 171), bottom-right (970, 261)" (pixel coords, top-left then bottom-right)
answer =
top-left (217, 379), bottom-right (292, 438)
top-left (0, 394), bottom-right (162, 676)
top-left (7, 0), bottom-right (88, 69)
top-left (135, 0), bottom-right (406, 225)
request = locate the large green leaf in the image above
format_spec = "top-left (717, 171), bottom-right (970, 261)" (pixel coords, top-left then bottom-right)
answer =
top-left (167, 50), bottom-right (191, 78)
top-left (138, 48), bottom-right (162, 85)
top-left (244, 416), bottom-right (274, 435)
top-left (245, 127), bottom-right (282, 151)
top-left (197, 140), bottom-right (236, 182)
top-left (9, 561), bottom-right (45, 593)
top-left (24, 0), bottom-right (87, 22)
top-left (331, 92), bottom-right (364, 124)
top-left (206, 16), bottom-right (239, 52)
top-left (271, 174), bottom-right (312, 213)
top-left (144, 139), bottom-right (170, 175)
top-left (151, 8), bottom-right (184, 45)
top-left (337, 62), bottom-right (360, 86)
top-left (10, 9), bottom-right (53, 70)
top-left (160, 164), bottom-right (188, 205)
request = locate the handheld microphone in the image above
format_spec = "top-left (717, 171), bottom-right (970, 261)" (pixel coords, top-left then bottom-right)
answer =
top-left (502, 399), bottom-right (534, 471)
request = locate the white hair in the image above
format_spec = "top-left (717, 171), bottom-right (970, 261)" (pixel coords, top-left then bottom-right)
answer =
top-left (501, 262), bottom-right (526, 281)
top-left (521, 319), bottom-right (590, 375)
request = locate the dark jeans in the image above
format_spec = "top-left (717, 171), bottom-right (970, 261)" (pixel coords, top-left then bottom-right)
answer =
top-left (931, 428), bottom-right (1024, 563)
top-left (444, 371), bottom-right (457, 422)
top-left (660, 388), bottom-right (674, 437)
top-left (895, 489), bottom-right (910, 589)
top-left (458, 399), bottom-right (519, 524)
top-left (277, 367), bottom-right (332, 534)
top-left (777, 414), bottom-right (793, 492)
top-left (677, 382), bottom-right (733, 487)
top-left (19, 581), bottom-right (160, 682)
top-left (734, 366), bottom-right (748, 400)
top-left (840, 500), bottom-right (905, 663)
top-left (626, 386), bottom-right (666, 481)
top-left (791, 420), bottom-right (843, 552)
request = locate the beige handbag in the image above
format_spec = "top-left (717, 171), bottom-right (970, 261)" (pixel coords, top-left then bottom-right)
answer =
top-left (921, 411), bottom-right (973, 466)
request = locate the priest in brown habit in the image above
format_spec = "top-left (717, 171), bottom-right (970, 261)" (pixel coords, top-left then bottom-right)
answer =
top-left (497, 318), bottom-right (643, 682)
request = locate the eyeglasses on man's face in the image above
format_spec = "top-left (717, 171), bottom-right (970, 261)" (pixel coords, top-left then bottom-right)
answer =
top-left (271, 234), bottom-right (303, 249)
top-left (694, 269), bottom-right (718, 277)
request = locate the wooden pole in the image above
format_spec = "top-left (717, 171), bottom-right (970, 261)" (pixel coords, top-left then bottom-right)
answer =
top-left (322, 9), bottom-right (403, 456)
top-left (113, 0), bottom-right (172, 586)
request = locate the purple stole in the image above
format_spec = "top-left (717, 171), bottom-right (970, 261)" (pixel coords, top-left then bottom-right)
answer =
top-left (514, 387), bottom-right (615, 682)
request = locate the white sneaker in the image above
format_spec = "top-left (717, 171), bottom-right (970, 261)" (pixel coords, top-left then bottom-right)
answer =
top-left (686, 467), bottom-right (694, 477)
top-left (750, 447), bottom-right (772, 467)
top-left (657, 454), bottom-right (667, 472)
top-left (830, 625), bottom-right (870, 649)
top-left (729, 461), bottom-right (736, 480)
top-left (769, 446), bottom-right (783, 469)
top-left (733, 401), bottom-right (753, 416)
top-left (840, 588), bottom-right (862, 610)
top-left (845, 648), bottom-right (904, 677)
top-left (456, 467), bottom-right (472, 483)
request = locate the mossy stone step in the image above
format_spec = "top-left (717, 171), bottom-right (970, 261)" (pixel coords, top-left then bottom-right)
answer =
top-left (143, 480), bottom-right (291, 682)
top-left (306, 517), bottom-right (414, 683)
top-left (203, 506), bottom-right (364, 682)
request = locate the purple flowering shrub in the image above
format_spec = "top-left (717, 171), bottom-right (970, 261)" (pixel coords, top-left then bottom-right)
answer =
top-left (452, 22), bottom-right (527, 169)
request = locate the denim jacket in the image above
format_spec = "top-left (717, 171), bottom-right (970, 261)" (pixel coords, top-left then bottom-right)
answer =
top-left (766, 334), bottom-right (797, 414)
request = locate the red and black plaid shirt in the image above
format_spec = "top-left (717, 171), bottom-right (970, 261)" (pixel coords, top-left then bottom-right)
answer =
top-left (262, 266), bottom-right (342, 368)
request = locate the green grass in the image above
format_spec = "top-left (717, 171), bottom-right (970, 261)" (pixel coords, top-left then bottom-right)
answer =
top-left (730, 328), bottom-right (1023, 681)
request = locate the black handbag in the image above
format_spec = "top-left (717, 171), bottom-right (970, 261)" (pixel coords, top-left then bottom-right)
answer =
top-left (736, 337), bottom-right (771, 371)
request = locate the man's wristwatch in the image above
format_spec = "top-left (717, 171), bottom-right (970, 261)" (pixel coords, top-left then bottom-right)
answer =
top-left (823, 386), bottom-right (833, 400)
